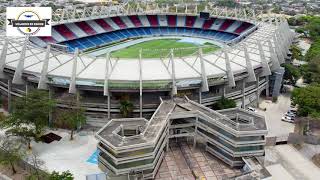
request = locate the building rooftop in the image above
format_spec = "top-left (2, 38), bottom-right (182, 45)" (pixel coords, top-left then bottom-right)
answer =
top-left (96, 97), bottom-right (267, 151)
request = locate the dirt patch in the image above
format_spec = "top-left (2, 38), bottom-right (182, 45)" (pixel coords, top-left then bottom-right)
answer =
top-left (0, 164), bottom-right (30, 180)
top-left (311, 154), bottom-right (320, 168)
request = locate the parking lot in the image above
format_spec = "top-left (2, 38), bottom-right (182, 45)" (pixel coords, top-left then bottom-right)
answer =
top-left (257, 92), bottom-right (295, 138)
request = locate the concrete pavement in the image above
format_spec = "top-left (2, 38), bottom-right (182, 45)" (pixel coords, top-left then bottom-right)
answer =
top-left (265, 145), bottom-right (320, 180)
top-left (257, 93), bottom-right (295, 138)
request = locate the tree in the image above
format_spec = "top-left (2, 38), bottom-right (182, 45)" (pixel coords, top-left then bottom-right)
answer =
top-left (5, 127), bottom-right (35, 150)
top-left (0, 136), bottom-right (24, 174)
top-left (49, 171), bottom-right (74, 180)
top-left (119, 100), bottom-right (133, 118)
top-left (292, 84), bottom-right (320, 118)
top-left (0, 90), bottom-right (56, 149)
top-left (212, 97), bottom-right (236, 110)
top-left (290, 45), bottom-right (303, 61)
top-left (271, 5), bottom-right (281, 14)
top-left (282, 63), bottom-right (301, 84)
top-left (55, 93), bottom-right (86, 140)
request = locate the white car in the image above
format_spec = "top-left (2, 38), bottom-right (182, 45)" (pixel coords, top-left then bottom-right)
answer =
top-left (285, 112), bottom-right (296, 118)
top-left (247, 107), bottom-right (257, 113)
top-left (282, 116), bottom-right (294, 123)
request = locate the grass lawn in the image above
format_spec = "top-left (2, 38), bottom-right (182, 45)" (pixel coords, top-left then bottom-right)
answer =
top-left (110, 39), bottom-right (220, 58)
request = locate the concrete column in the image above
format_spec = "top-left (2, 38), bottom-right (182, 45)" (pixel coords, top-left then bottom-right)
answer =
top-left (7, 79), bottom-right (11, 112)
top-left (104, 53), bottom-right (111, 120)
top-left (273, 35), bottom-right (285, 64)
top-left (48, 86), bottom-right (53, 127)
top-left (170, 49), bottom-right (177, 97)
top-left (13, 38), bottom-right (28, 84)
top-left (68, 48), bottom-right (79, 94)
top-left (199, 48), bottom-right (209, 92)
top-left (266, 76), bottom-right (270, 97)
top-left (243, 46), bottom-right (256, 82)
top-left (139, 49), bottom-right (143, 118)
top-left (198, 88), bottom-right (202, 104)
top-left (256, 77), bottom-right (260, 107)
top-left (38, 45), bottom-right (51, 90)
top-left (166, 125), bottom-right (170, 152)
top-left (193, 117), bottom-right (198, 149)
top-left (224, 50), bottom-right (235, 87)
top-left (268, 40), bottom-right (280, 71)
top-left (223, 85), bottom-right (226, 97)
top-left (107, 92), bottom-right (111, 120)
top-left (0, 38), bottom-right (8, 78)
top-left (257, 41), bottom-right (271, 77)
top-left (241, 80), bottom-right (246, 109)
top-left (25, 83), bottom-right (28, 96)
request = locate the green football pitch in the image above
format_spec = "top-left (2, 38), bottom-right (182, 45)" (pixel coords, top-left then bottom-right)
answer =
top-left (110, 39), bottom-right (220, 58)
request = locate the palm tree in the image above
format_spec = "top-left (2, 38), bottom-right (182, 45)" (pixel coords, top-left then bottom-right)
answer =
top-left (119, 100), bottom-right (133, 118)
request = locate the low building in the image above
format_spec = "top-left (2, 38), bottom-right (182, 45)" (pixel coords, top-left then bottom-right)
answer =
top-left (95, 97), bottom-right (268, 179)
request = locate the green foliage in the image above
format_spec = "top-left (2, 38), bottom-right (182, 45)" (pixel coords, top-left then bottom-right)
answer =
top-left (282, 63), bottom-right (301, 84)
top-left (292, 84), bottom-right (320, 118)
top-left (212, 97), bottom-right (236, 110)
top-left (120, 100), bottom-right (134, 118)
top-left (295, 28), bottom-right (305, 34)
top-left (302, 42), bottom-right (320, 84)
top-left (290, 45), bottom-right (303, 60)
top-left (305, 39), bottom-right (320, 62)
top-left (49, 170), bottom-right (74, 180)
top-left (271, 5), bottom-right (281, 14)
top-left (305, 18), bottom-right (320, 39)
top-left (0, 90), bottom-right (56, 148)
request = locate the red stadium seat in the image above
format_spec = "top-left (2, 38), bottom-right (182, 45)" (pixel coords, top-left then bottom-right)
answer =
top-left (147, 15), bottom-right (159, 27)
top-left (75, 21), bottom-right (96, 35)
top-left (95, 19), bottom-right (113, 31)
top-left (40, 36), bottom-right (56, 43)
top-left (167, 15), bottom-right (177, 27)
top-left (202, 18), bottom-right (216, 30)
top-left (111, 17), bottom-right (127, 29)
top-left (128, 15), bottom-right (142, 27)
top-left (185, 16), bottom-right (196, 27)
top-left (219, 19), bottom-right (235, 31)
top-left (54, 24), bottom-right (76, 40)
top-left (234, 22), bottom-right (252, 34)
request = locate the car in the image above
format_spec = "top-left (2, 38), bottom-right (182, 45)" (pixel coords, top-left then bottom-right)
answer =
top-left (247, 107), bottom-right (257, 113)
top-left (289, 109), bottom-right (297, 113)
top-left (285, 112), bottom-right (296, 117)
top-left (282, 116), bottom-right (294, 123)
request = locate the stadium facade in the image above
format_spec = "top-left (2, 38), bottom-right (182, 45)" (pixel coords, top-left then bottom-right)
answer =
top-left (0, 4), bottom-right (293, 119)
top-left (0, 3), bottom-right (293, 179)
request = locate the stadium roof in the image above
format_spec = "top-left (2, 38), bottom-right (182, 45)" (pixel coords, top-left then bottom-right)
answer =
top-left (0, 5), bottom-right (294, 95)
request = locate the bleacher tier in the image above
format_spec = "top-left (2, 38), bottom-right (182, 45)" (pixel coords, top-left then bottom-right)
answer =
top-left (34, 15), bottom-right (254, 50)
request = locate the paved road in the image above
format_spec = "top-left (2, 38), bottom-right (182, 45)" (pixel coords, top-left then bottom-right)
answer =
top-left (265, 145), bottom-right (320, 180)
top-left (257, 92), bottom-right (295, 138)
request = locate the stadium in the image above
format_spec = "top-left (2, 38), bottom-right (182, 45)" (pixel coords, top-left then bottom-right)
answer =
top-left (0, 2), bottom-right (294, 179)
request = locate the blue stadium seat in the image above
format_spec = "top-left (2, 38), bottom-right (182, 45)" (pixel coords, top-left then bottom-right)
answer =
top-left (61, 26), bottom-right (239, 52)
